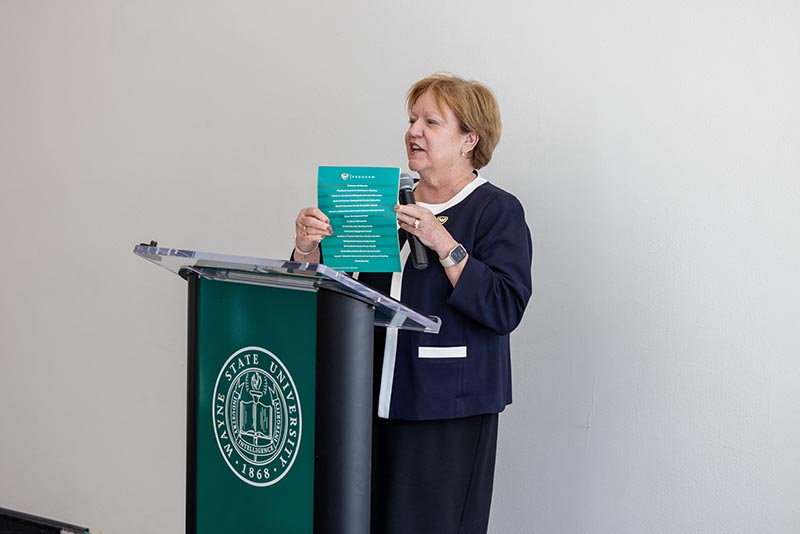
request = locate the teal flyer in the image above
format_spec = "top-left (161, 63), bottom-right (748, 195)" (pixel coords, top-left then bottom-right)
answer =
top-left (317, 166), bottom-right (401, 272)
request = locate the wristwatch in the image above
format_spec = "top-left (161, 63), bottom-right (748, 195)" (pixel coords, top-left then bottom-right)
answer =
top-left (440, 243), bottom-right (467, 268)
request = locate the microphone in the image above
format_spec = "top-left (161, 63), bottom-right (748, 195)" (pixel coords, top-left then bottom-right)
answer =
top-left (399, 173), bottom-right (429, 270)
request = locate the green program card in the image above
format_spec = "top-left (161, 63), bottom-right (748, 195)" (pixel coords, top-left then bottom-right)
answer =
top-left (317, 166), bottom-right (401, 272)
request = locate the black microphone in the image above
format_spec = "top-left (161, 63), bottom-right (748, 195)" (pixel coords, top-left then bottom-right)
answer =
top-left (399, 173), bottom-right (429, 270)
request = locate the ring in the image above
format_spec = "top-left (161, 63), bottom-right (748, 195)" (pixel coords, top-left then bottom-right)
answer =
top-left (302, 225), bottom-right (308, 237)
top-left (414, 219), bottom-right (420, 229)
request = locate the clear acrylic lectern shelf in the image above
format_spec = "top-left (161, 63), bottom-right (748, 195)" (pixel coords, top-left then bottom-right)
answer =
top-left (133, 244), bottom-right (441, 334)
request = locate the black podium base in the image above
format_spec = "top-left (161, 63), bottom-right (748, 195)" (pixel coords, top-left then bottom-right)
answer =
top-left (314, 287), bottom-right (375, 534)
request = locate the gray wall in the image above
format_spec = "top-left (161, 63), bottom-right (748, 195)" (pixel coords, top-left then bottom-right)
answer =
top-left (1, 1), bottom-right (798, 533)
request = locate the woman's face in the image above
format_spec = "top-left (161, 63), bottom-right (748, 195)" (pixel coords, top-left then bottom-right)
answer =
top-left (405, 91), bottom-right (470, 178)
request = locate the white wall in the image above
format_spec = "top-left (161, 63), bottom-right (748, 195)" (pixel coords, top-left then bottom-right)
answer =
top-left (1, 1), bottom-right (798, 533)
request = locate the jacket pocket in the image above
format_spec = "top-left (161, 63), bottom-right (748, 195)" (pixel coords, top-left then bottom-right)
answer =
top-left (418, 346), bottom-right (467, 359)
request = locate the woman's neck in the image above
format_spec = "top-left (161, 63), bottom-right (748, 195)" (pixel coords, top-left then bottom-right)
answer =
top-left (415, 169), bottom-right (476, 204)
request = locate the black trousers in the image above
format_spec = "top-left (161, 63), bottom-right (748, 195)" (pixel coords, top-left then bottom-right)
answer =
top-left (371, 413), bottom-right (499, 534)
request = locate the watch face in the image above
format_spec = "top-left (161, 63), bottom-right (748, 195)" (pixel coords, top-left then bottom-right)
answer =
top-left (451, 244), bottom-right (467, 263)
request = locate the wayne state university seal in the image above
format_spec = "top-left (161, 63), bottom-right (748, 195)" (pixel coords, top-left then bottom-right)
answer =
top-left (212, 346), bottom-right (302, 487)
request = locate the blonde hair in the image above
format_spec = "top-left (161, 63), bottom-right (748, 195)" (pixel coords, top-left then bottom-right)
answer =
top-left (407, 73), bottom-right (502, 169)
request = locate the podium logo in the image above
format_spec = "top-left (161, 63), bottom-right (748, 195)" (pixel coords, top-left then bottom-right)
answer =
top-left (341, 173), bottom-right (349, 180)
top-left (212, 346), bottom-right (302, 487)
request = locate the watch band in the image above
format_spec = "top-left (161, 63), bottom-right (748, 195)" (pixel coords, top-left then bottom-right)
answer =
top-left (440, 243), bottom-right (467, 268)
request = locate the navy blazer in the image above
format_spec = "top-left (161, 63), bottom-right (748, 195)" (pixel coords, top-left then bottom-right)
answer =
top-left (359, 177), bottom-right (533, 420)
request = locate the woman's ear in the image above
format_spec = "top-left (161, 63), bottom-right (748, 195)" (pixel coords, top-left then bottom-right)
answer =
top-left (463, 131), bottom-right (479, 153)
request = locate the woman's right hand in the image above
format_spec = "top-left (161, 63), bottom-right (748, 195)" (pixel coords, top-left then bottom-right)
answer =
top-left (293, 207), bottom-right (332, 261)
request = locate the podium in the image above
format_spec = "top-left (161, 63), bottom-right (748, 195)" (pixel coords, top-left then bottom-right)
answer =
top-left (134, 244), bottom-right (440, 534)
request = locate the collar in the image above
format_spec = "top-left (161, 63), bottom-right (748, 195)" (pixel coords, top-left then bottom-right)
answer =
top-left (417, 173), bottom-right (488, 215)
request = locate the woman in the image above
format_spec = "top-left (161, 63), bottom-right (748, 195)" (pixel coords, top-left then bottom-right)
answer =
top-left (292, 73), bottom-right (533, 534)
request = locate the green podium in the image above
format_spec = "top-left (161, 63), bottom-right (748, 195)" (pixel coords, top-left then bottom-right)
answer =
top-left (134, 245), bottom-right (440, 534)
